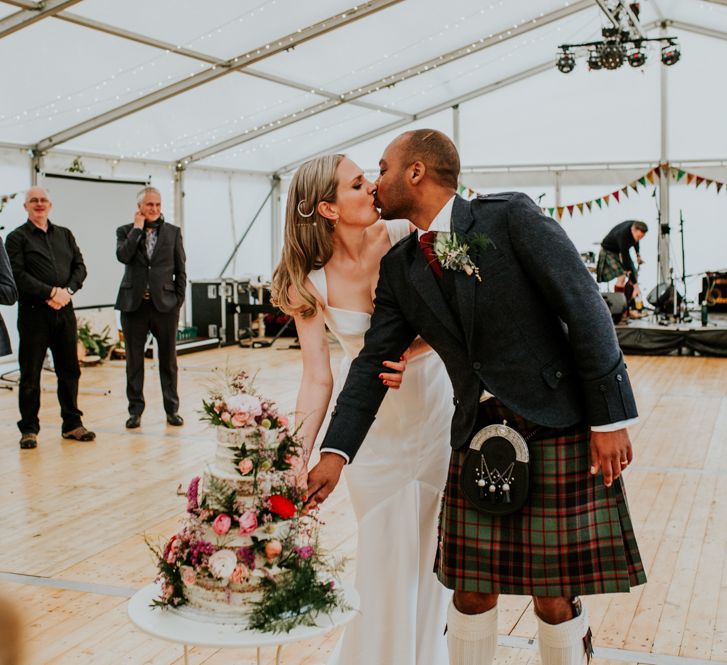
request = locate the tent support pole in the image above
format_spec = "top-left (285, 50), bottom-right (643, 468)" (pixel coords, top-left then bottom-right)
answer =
top-left (658, 22), bottom-right (671, 285)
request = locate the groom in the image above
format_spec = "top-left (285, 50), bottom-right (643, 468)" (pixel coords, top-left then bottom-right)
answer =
top-left (307, 129), bottom-right (646, 665)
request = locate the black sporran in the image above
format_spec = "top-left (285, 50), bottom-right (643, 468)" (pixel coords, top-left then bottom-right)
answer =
top-left (460, 422), bottom-right (530, 516)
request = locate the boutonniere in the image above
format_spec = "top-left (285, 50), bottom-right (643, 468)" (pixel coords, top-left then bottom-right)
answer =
top-left (433, 232), bottom-right (494, 283)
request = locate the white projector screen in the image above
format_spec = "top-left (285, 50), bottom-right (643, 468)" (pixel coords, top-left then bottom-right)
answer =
top-left (39, 172), bottom-right (148, 308)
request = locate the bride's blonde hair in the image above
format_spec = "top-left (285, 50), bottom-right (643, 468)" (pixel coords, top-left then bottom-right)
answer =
top-left (271, 154), bottom-right (344, 318)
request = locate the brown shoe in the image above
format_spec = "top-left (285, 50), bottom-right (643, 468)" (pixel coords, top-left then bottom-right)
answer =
top-left (19, 433), bottom-right (37, 449)
top-left (62, 426), bottom-right (96, 441)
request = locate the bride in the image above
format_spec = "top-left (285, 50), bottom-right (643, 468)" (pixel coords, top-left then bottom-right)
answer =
top-left (271, 154), bottom-right (453, 665)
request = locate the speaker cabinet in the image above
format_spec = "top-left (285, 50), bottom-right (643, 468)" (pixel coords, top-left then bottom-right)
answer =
top-left (602, 292), bottom-right (627, 323)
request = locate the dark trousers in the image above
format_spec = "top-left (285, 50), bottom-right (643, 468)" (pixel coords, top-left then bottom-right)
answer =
top-left (17, 304), bottom-right (83, 434)
top-left (120, 300), bottom-right (179, 416)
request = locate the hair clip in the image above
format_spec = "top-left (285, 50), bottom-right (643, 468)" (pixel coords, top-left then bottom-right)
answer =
top-left (297, 200), bottom-right (315, 219)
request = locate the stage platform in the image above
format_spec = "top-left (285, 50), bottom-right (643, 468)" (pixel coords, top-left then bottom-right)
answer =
top-left (615, 311), bottom-right (727, 356)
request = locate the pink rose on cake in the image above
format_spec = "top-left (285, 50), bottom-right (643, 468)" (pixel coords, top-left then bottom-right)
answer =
top-left (212, 514), bottom-right (232, 535)
top-left (207, 549), bottom-right (238, 580)
top-left (181, 567), bottom-right (197, 586)
top-left (238, 458), bottom-right (254, 475)
top-left (265, 539), bottom-right (283, 562)
top-left (225, 394), bottom-right (262, 427)
top-left (230, 563), bottom-right (250, 585)
top-left (220, 412), bottom-right (231, 423)
top-left (238, 510), bottom-right (258, 535)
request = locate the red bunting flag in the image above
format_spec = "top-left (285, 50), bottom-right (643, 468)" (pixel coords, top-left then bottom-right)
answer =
top-left (613, 191), bottom-right (620, 203)
top-left (695, 176), bottom-right (704, 188)
top-left (567, 205), bottom-right (575, 217)
top-left (687, 173), bottom-right (696, 185)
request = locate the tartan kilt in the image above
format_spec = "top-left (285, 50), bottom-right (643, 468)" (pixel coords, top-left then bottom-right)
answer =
top-left (435, 398), bottom-right (647, 597)
top-left (596, 248), bottom-right (625, 283)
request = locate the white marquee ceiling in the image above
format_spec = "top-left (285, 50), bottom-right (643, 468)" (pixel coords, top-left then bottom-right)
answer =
top-left (1, 0), bottom-right (725, 173)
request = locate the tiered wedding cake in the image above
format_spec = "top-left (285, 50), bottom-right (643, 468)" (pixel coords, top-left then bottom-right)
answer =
top-left (149, 370), bottom-right (344, 631)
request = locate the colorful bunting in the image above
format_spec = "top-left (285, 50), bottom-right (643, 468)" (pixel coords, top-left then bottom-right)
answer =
top-left (457, 163), bottom-right (727, 223)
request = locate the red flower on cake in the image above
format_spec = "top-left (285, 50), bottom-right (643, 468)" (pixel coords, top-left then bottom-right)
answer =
top-left (268, 495), bottom-right (297, 519)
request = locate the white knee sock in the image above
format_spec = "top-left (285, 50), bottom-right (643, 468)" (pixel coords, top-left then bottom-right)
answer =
top-left (536, 604), bottom-right (590, 665)
top-left (446, 599), bottom-right (497, 665)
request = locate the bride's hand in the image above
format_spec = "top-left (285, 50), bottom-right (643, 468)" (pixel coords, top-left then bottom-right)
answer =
top-left (380, 357), bottom-right (407, 389)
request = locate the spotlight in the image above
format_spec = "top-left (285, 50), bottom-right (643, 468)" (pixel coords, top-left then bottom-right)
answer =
top-left (627, 45), bottom-right (647, 67)
top-left (587, 49), bottom-right (603, 70)
top-left (661, 44), bottom-right (681, 66)
top-left (557, 50), bottom-right (576, 73)
top-left (601, 42), bottom-right (625, 70)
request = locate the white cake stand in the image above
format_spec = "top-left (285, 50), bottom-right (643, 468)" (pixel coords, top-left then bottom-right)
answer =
top-left (128, 582), bottom-right (359, 665)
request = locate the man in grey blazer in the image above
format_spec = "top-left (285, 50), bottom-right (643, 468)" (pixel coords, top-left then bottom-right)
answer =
top-left (307, 130), bottom-right (645, 665)
top-left (115, 186), bottom-right (186, 429)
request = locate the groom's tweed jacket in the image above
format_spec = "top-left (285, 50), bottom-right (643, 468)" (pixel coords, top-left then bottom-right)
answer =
top-left (321, 193), bottom-right (637, 461)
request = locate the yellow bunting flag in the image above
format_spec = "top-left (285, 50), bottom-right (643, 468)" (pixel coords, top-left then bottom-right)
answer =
top-left (603, 194), bottom-right (610, 206)
top-left (577, 203), bottom-right (584, 214)
top-left (557, 206), bottom-right (564, 219)
top-left (646, 170), bottom-right (655, 184)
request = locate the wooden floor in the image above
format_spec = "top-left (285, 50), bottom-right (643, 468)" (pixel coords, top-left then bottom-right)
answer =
top-left (0, 347), bottom-right (725, 665)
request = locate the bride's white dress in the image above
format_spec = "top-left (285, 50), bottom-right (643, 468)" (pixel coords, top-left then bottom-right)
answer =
top-left (309, 219), bottom-right (454, 665)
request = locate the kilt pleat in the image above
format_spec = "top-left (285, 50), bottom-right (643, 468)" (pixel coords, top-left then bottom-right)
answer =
top-left (435, 399), bottom-right (647, 597)
top-left (596, 249), bottom-right (625, 283)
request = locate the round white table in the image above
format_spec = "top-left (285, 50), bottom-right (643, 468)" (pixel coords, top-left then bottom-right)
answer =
top-left (128, 582), bottom-right (359, 665)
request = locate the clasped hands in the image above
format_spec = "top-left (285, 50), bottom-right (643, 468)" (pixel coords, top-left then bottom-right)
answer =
top-left (45, 287), bottom-right (72, 310)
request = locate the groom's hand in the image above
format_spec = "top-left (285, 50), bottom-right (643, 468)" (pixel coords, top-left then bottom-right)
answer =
top-left (590, 429), bottom-right (633, 488)
top-left (305, 452), bottom-right (346, 508)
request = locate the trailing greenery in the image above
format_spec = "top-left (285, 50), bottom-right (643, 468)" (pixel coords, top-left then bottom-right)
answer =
top-left (247, 553), bottom-right (348, 633)
top-left (144, 535), bottom-right (186, 608)
top-left (199, 476), bottom-right (238, 515)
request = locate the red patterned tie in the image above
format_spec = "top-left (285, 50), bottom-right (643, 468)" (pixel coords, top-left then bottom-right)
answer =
top-left (419, 231), bottom-right (443, 279)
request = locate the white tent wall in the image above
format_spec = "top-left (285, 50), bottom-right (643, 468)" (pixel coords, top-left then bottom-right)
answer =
top-left (183, 169), bottom-right (274, 281)
top-left (0, 147), bottom-right (31, 360)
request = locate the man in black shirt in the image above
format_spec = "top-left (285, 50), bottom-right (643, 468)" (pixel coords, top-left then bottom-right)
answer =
top-left (6, 187), bottom-right (96, 449)
top-left (597, 220), bottom-right (648, 315)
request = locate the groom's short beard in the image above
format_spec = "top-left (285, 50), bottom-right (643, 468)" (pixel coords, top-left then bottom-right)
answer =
top-left (378, 181), bottom-right (413, 220)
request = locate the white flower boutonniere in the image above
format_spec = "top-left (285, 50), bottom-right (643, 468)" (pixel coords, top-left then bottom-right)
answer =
top-left (433, 232), bottom-right (494, 283)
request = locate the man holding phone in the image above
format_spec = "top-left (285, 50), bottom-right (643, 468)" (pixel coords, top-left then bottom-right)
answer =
top-left (115, 186), bottom-right (186, 429)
